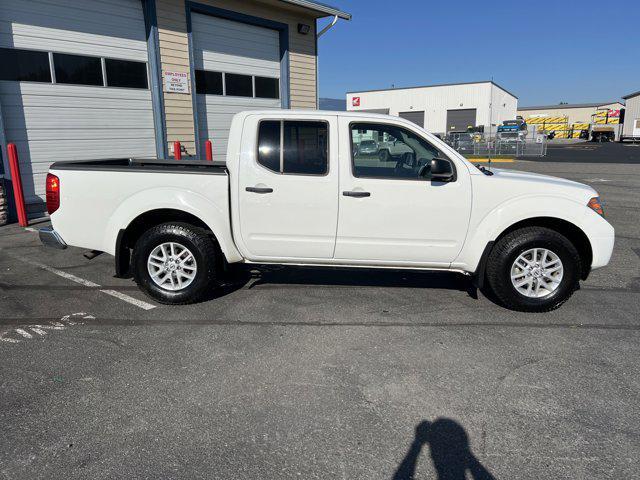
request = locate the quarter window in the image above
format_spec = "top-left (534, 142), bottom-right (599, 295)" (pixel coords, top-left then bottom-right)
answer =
top-left (257, 121), bottom-right (328, 175)
top-left (105, 59), bottom-right (148, 89)
top-left (0, 48), bottom-right (51, 83)
top-left (53, 53), bottom-right (103, 86)
top-left (257, 121), bottom-right (281, 172)
top-left (350, 122), bottom-right (442, 180)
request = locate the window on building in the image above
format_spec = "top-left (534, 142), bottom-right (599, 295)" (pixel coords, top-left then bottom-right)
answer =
top-left (225, 73), bottom-right (252, 97)
top-left (255, 76), bottom-right (279, 99)
top-left (195, 69), bottom-right (223, 95)
top-left (53, 53), bottom-right (103, 86)
top-left (105, 59), bottom-right (148, 89)
top-left (283, 121), bottom-right (328, 175)
top-left (257, 121), bottom-right (281, 172)
top-left (350, 122), bottom-right (442, 180)
top-left (0, 48), bottom-right (51, 83)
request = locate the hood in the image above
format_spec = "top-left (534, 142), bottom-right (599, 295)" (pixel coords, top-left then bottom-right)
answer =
top-left (486, 167), bottom-right (598, 202)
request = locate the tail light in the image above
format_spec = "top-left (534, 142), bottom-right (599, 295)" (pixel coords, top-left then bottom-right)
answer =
top-left (46, 173), bottom-right (60, 214)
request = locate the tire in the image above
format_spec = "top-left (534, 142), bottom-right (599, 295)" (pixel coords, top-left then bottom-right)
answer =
top-left (131, 222), bottom-right (218, 305)
top-left (379, 149), bottom-right (391, 162)
top-left (485, 227), bottom-right (581, 312)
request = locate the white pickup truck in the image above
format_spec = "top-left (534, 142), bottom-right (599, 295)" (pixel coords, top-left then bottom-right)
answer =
top-left (39, 110), bottom-right (614, 312)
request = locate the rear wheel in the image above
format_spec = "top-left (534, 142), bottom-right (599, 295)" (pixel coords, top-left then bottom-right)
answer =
top-left (485, 227), bottom-right (581, 312)
top-left (132, 222), bottom-right (218, 304)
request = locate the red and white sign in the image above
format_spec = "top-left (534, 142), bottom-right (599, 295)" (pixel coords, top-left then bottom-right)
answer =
top-left (352, 96), bottom-right (360, 107)
top-left (164, 71), bottom-right (189, 94)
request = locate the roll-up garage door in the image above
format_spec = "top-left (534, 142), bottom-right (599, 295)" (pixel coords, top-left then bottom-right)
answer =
top-left (192, 13), bottom-right (282, 162)
top-left (399, 111), bottom-right (424, 127)
top-left (0, 0), bottom-right (156, 212)
top-left (446, 109), bottom-right (476, 132)
top-left (359, 108), bottom-right (389, 115)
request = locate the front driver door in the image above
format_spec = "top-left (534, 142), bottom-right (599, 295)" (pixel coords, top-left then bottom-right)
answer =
top-left (335, 119), bottom-right (472, 266)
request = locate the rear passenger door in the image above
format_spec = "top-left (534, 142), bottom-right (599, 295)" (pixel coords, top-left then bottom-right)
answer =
top-left (238, 116), bottom-right (339, 260)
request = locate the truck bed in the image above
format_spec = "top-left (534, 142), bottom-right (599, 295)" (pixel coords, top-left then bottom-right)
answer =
top-left (49, 158), bottom-right (232, 257)
top-left (50, 158), bottom-right (227, 175)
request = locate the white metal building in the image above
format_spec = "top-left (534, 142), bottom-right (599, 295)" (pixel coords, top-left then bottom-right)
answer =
top-left (346, 81), bottom-right (518, 136)
top-left (621, 90), bottom-right (640, 141)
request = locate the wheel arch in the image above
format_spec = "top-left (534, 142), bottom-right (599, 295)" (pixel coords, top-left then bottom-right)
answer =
top-left (115, 209), bottom-right (220, 278)
top-left (473, 216), bottom-right (593, 285)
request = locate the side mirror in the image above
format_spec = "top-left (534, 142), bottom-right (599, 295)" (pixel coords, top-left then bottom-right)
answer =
top-left (429, 158), bottom-right (454, 181)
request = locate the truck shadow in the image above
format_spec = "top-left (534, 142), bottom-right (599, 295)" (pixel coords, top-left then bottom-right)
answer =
top-left (393, 418), bottom-right (496, 480)
top-left (220, 265), bottom-right (480, 298)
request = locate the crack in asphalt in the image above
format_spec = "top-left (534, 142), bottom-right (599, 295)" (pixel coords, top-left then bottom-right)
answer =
top-left (1, 317), bottom-right (640, 330)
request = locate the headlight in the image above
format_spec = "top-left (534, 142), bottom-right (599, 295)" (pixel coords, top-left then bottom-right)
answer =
top-left (587, 197), bottom-right (604, 217)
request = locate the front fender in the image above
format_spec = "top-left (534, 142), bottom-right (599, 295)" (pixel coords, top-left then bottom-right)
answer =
top-left (103, 187), bottom-right (242, 262)
top-left (452, 195), bottom-right (595, 272)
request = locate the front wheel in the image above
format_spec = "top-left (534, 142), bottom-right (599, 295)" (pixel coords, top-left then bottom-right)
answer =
top-left (132, 222), bottom-right (218, 304)
top-left (485, 227), bottom-right (582, 312)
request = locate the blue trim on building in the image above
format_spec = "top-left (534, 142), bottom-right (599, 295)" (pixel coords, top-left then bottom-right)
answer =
top-left (184, 1), bottom-right (291, 157)
top-left (141, 0), bottom-right (168, 159)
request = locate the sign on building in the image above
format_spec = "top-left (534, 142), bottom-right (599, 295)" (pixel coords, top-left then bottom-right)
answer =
top-left (164, 71), bottom-right (190, 94)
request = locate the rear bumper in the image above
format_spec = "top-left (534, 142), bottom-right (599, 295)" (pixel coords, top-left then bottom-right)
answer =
top-left (39, 227), bottom-right (67, 250)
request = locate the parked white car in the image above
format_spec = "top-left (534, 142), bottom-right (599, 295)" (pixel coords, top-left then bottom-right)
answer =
top-left (40, 110), bottom-right (614, 311)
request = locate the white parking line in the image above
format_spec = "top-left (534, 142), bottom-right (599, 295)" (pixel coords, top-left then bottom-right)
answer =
top-left (6, 253), bottom-right (156, 310)
top-left (100, 289), bottom-right (156, 311)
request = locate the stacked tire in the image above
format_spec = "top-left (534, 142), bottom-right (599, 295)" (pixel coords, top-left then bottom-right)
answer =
top-left (0, 181), bottom-right (7, 226)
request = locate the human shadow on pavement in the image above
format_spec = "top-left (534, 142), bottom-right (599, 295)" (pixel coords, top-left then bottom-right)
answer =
top-left (393, 419), bottom-right (496, 480)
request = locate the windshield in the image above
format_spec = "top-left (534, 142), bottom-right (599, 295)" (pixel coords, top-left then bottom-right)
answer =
top-left (361, 140), bottom-right (376, 146)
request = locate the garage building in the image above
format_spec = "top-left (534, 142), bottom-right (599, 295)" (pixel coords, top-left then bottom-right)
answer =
top-left (0, 0), bottom-right (350, 221)
top-left (346, 81), bottom-right (518, 136)
top-left (621, 90), bottom-right (640, 141)
top-left (517, 101), bottom-right (624, 125)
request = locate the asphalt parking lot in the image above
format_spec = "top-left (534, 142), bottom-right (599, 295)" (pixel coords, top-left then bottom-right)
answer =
top-left (1, 157), bottom-right (639, 479)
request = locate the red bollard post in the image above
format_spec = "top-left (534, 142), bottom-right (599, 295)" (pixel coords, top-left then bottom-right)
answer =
top-left (205, 139), bottom-right (213, 161)
top-left (7, 143), bottom-right (28, 227)
top-left (173, 141), bottom-right (182, 160)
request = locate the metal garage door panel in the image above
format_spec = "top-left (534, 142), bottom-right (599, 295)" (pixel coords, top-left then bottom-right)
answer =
top-left (446, 109), bottom-right (476, 132)
top-left (0, 0), bottom-right (148, 60)
top-left (359, 108), bottom-right (389, 115)
top-left (193, 13), bottom-right (281, 161)
top-left (399, 111), bottom-right (424, 127)
top-left (0, 0), bottom-right (155, 207)
top-left (192, 13), bottom-right (280, 77)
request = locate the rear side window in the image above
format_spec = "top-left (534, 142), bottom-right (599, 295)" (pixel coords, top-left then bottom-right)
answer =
top-left (0, 48), bottom-right (51, 82)
top-left (257, 120), bottom-right (328, 175)
top-left (283, 122), bottom-right (328, 175)
top-left (54, 53), bottom-right (103, 86)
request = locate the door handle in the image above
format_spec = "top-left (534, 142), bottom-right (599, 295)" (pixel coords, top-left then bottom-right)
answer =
top-left (245, 186), bottom-right (273, 194)
top-left (343, 191), bottom-right (371, 198)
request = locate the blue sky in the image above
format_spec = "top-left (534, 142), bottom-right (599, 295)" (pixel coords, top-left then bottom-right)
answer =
top-left (317, 0), bottom-right (639, 106)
